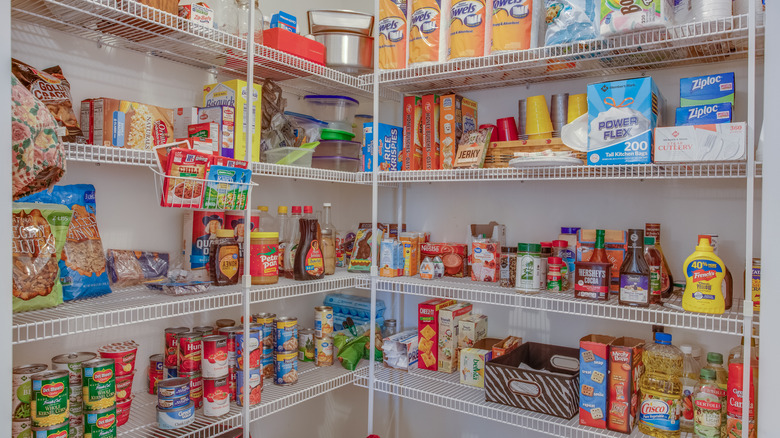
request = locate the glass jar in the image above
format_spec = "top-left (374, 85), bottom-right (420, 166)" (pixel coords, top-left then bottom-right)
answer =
top-left (516, 243), bottom-right (541, 294)
top-left (210, 229), bottom-right (240, 286)
top-left (250, 231), bottom-right (279, 285)
top-left (236, 0), bottom-right (264, 45)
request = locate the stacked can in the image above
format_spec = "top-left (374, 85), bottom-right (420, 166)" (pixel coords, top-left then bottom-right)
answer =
top-left (193, 325), bottom-right (215, 336)
top-left (315, 306), bottom-right (334, 367)
top-left (202, 334), bottom-right (230, 417)
top-left (217, 325), bottom-right (242, 401)
top-left (298, 329), bottom-right (315, 362)
top-left (52, 352), bottom-right (96, 437)
top-left (29, 369), bottom-right (71, 436)
top-left (81, 358), bottom-right (117, 437)
top-left (215, 319), bottom-right (236, 329)
top-left (148, 354), bottom-right (165, 395)
top-left (235, 324), bottom-right (263, 406)
top-left (157, 377), bottom-right (195, 430)
top-left (177, 332), bottom-right (203, 409)
top-left (12, 364), bottom-right (48, 436)
top-left (253, 313), bottom-right (276, 381)
top-left (164, 327), bottom-right (189, 378)
top-left (274, 317), bottom-right (299, 386)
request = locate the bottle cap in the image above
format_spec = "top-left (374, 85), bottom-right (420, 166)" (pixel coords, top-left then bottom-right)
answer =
top-left (292, 206), bottom-right (302, 214)
top-left (303, 206), bottom-right (313, 214)
top-left (560, 227), bottom-right (580, 234)
top-left (552, 240), bottom-right (568, 248)
top-left (216, 229), bottom-right (234, 238)
top-left (541, 241), bottom-right (552, 248)
top-left (548, 257), bottom-right (563, 264)
top-left (655, 332), bottom-right (672, 345)
top-left (251, 232), bottom-right (279, 239)
top-left (707, 352), bottom-right (723, 364)
top-left (691, 345), bottom-right (703, 359)
top-left (517, 243), bottom-right (530, 252)
top-left (680, 344), bottom-right (693, 354)
top-left (323, 202), bottom-right (331, 207)
top-left (278, 206), bottom-right (288, 214)
top-left (257, 205), bottom-right (269, 212)
top-left (529, 243), bottom-right (541, 253)
top-left (644, 236), bottom-right (656, 245)
top-left (700, 368), bottom-right (716, 380)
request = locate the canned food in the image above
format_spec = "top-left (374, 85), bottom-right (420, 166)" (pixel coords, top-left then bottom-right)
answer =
top-left (149, 354), bottom-right (164, 395)
top-left (235, 326), bottom-right (261, 370)
top-left (30, 370), bottom-right (69, 428)
top-left (215, 319), bottom-right (236, 329)
top-left (164, 367), bottom-right (178, 379)
top-left (157, 377), bottom-right (190, 398)
top-left (203, 376), bottom-right (231, 417)
top-left (13, 364), bottom-right (47, 420)
top-left (12, 418), bottom-right (31, 438)
top-left (177, 332), bottom-right (203, 373)
top-left (274, 317), bottom-right (298, 352)
top-left (227, 367), bottom-right (236, 402)
top-left (164, 327), bottom-right (189, 368)
top-left (261, 355), bottom-right (274, 380)
top-left (298, 329), bottom-right (315, 362)
top-left (52, 352), bottom-right (96, 389)
top-left (314, 306), bottom-right (334, 337)
top-left (274, 351), bottom-right (298, 386)
top-left (202, 335), bottom-right (229, 378)
top-left (81, 358), bottom-right (115, 411)
top-left (218, 326), bottom-right (241, 367)
top-left (115, 371), bottom-right (135, 402)
top-left (236, 367), bottom-right (262, 406)
top-left (116, 396), bottom-right (133, 427)
top-left (193, 325), bottom-right (215, 336)
top-left (253, 313), bottom-right (276, 352)
top-left (68, 393), bottom-right (83, 416)
top-left (31, 419), bottom-right (68, 438)
top-left (157, 392), bottom-right (190, 410)
top-left (180, 371), bottom-right (203, 409)
top-left (315, 336), bottom-right (334, 367)
top-left (97, 340), bottom-right (138, 376)
top-left (157, 403), bottom-right (195, 430)
top-left (84, 406), bottom-right (116, 438)
top-left (68, 411), bottom-right (84, 438)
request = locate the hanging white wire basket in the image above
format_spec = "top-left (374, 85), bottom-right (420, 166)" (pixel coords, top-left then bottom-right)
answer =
top-left (151, 167), bottom-right (258, 210)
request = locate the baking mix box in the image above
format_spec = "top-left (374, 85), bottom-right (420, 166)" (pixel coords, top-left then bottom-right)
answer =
top-left (654, 122), bottom-right (747, 163)
top-left (680, 72), bottom-right (735, 108)
top-left (438, 302), bottom-right (473, 373)
top-left (421, 94), bottom-right (440, 170)
top-left (363, 123), bottom-right (403, 171)
top-left (440, 94), bottom-right (478, 169)
top-left (418, 298), bottom-right (456, 371)
top-left (579, 334), bottom-right (615, 429)
top-left (203, 80), bottom-right (262, 162)
top-left (402, 95), bottom-right (422, 170)
top-left (460, 338), bottom-right (502, 388)
top-left (174, 107), bottom-right (199, 139)
top-left (577, 229), bottom-right (628, 293)
top-left (458, 314), bottom-right (488, 349)
top-left (674, 103), bottom-right (732, 126)
top-left (607, 337), bottom-right (645, 434)
top-left (199, 106), bottom-right (236, 159)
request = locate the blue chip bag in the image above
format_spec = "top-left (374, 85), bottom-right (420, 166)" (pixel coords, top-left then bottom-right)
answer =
top-left (544, 0), bottom-right (598, 46)
top-left (19, 184), bottom-right (112, 301)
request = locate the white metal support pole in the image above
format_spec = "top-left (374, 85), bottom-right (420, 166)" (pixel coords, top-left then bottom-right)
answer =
top-left (2, 0), bottom-right (13, 433)
top-left (368, 0), bottom-right (380, 431)
top-left (243, 2), bottom-right (255, 437)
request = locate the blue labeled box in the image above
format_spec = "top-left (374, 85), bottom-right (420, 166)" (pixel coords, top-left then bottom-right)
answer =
top-left (363, 123), bottom-right (403, 171)
top-left (675, 103), bottom-right (733, 126)
top-left (587, 77), bottom-right (665, 165)
top-left (680, 72), bottom-right (735, 108)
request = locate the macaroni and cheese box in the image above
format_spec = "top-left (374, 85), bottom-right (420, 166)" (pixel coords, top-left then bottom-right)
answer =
top-left (203, 80), bottom-right (262, 162)
top-left (674, 103), bottom-right (732, 126)
top-left (418, 298), bottom-right (456, 371)
top-left (363, 123), bottom-right (403, 171)
top-left (402, 96), bottom-right (422, 170)
top-left (607, 337), bottom-right (645, 434)
top-left (459, 337), bottom-right (501, 388)
top-left (421, 94), bottom-right (440, 170)
top-left (198, 106), bottom-right (236, 159)
top-left (438, 302), bottom-right (473, 373)
top-left (91, 98), bottom-right (174, 150)
top-left (440, 94), bottom-right (478, 169)
top-left (579, 334), bottom-right (615, 429)
top-left (680, 72), bottom-right (735, 108)
top-left (458, 314), bottom-right (488, 349)
top-left (577, 229), bottom-right (627, 293)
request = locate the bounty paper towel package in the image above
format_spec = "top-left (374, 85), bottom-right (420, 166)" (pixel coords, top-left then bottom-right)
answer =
top-left (409, 0), bottom-right (449, 65)
top-left (654, 122), bottom-right (746, 163)
top-left (599, 0), bottom-right (673, 37)
top-left (587, 77), bottom-right (664, 165)
top-left (379, 0), bottom-right (409, 70)
top-left (674, 103), bottom-right (732, 126)
top-left (680, 72), bottom-right (735, 108)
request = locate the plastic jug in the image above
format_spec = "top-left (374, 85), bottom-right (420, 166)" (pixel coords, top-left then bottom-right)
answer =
top-left (638, 332), bottom-right (683, 437)
top-left (682, 235), bottom-right (726, 314)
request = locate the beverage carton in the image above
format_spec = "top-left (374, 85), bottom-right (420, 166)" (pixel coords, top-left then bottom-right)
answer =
top-left (198, 106), bottom-right (236, 158)
top-left (458, 314), bottom-right (488, 349)
top-left (577, 229), bottom-right (627, 293)
top-left (654, 122), bottom-right (746, 163)
top-left (580, 334), bottom-right (615, 429)
top-left (438, 302), bottom-right (473, 373)
top-left (680, 72), bottom-right (735, 108)
top-left (459, 338), bottom-right (501, 388)
top-left (418, 298), bottom-right (456, 371)
top-left (440, 94), bottom-right (478, 169)
top-left (402, 96), bottom-right (422, 170)
top-left (421, 94), bottom-right (440, 169)
top-left (363, 123), bottom-right (403, 171)
top-left (607, 337), bottom-right (645, 433)
top-left (203, 80), bottom-right (262, 162)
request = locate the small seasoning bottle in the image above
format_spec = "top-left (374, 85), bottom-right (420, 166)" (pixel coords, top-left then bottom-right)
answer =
top-left (210, 229), bottom-right (240, 286)
top-left (547, 256), bottom-right (563, 291)
top-left (516, 243), bottom-right (541, 294)
top-left (540, 242), bottom-right (553, 290)
top-left (250, 231), bottom-right (279, 285)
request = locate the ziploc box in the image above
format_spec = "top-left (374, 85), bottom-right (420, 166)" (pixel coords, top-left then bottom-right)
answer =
top-left (418, 298), bottom-right (456, 371)
top-left (440, 94), bottom-right (478, 169)
top-left (363, 123), bottom-right (403, 171)
top-left (674, 103), bottom-right (732, 126)
top-left (438, 302), bottom-right (473, 373)
top-left (577, 229), bottom-right (627, 293)
top-left (402, 96), bottom-right (423, 170)
top-left (203, 80), bottom-right (262, 162)
top-left (199, 106), bottom-right (236, 158)
top-left (421, 94), bottom-right (440, 170)
top-left (654, 122), bottom-right (747, 163)
top-left (607, 337), bottom-right (645, 434)
top-left (587, 77), bottom-right (664, 165)
top-left (580, 334), bottom-right (616, 429)
top-left (680, 72), bottom-right (735, 108)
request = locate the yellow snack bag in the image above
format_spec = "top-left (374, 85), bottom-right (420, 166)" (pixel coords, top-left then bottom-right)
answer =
top-left (379, 0), bottom-right (409, 70)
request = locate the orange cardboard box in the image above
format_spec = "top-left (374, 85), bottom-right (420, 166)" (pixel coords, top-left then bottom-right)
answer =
top-left (421, 94), bottom-right (440, 170)
top-left (402, 96), bottom-right (422, 170)
top-left (418, 298), bottom-right (456, 371)
top-left (492, 336), bottom-right (522, 358)
top-left (439, 94), bottom-right (478, 169)
top-left (607, 337), bottom-right (645, 434)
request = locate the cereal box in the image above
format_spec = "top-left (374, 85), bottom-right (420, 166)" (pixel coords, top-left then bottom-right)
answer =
top-left (579, 334), bottom-right (616, 429)
top-left (440, 94), bottom-right (478, 169)
top-left (607, 337), bottom-right (645, 434)
top-left (198, 106), bottom-right (236, 159)
top-left (418, 298), bottom-right (456, 371)
top-left (438, 302), bottom-right (473, 373)
top-left (460, 338), bottom-right (501, 388)
top-left (458, 314), bottom-right (488, 349)
top-left (203, 80), bottom-right (262, 162)
top-left (680, 72), bottom-right (735, 108)
top-left (91, 98), bottom-right (173, 149)
top-left (363, 123), bottom-right (403, 171)
top-left (421, 94), bottom-right (440, 170)
top-left (401, 96), bottom-right (422, 170)
top-left (492, 336), bottom-right (522, 358)
top-left (577, 229), bottom-right (627, 293)
top-left (383, 329), bottom-right (418, 371)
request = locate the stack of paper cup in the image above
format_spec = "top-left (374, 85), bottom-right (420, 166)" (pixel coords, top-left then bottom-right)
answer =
top-left (567, 94), bottom-right (587, 124)
top-left (525, 95), bottom-right (553, 140)
top-left (550, 94), bottom-right (568, 138)
top-left (518, 99), bottom-right (527, 139)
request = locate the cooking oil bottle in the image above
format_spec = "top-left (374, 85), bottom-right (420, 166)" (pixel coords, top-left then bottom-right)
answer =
top-left (639, 332), bottom-right (683, 437)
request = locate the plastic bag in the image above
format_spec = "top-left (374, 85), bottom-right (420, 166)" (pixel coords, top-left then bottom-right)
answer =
top-left (106, 250), bottom-right (169, 288)
top-left (544, 0), bottom-right (598, 46)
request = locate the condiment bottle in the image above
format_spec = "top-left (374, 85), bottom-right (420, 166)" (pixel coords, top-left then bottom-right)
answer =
top-left (680, 344), bottom-right (699, 433)
top-left (516, 243), bottom-right (541, 294)
top-left (619, 229), bottom-right (651, 307)
top-left (320, 203), bottom-right (337, 275)
top-left (644, 236), bottom-right (663, 305)
top-left (547, 256), bottom-right (563, 291)
top-left (210, 229), bottom-right (240, 286)
top-left (250, 231), bottom-right (279, 285)
top-left (682, 236), bottom-right (726, 314)
top-left (646, 223), bottom-right (674, 298)
top-left (693, 368), bottom-right (726, 437)
top-left (727, 333), bottom-right (758, 438)
top-left (284, 206), bottom-right (302, 279)
top-left (277, 206), bottom-right (289, 274)
top-left (557, 227), bottom-right (579, 289)
top-left (589, 230), bottom-right (609, 263)
top-left (539, 242), bottom-right (552, 290)
top-left (293, 206), bottom-right (324, 281)
top-left (704, 234), bottom-right (733, 310)
top-left (703, 352), bottom-right (728, 391)
top-left (551, 240), bottom-right (569, 289)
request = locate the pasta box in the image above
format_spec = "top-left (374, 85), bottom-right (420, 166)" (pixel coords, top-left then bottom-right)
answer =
top-left (460, 338), bottom-right (501, 388)
top-left (577, 229), bottom-right (627, 293)
top-left (363, 123), bottom-right (403, 171)
top-left (607, 337), bottom-right (645, 434)
top-left (418, 298), bottom-right (456, 371)
top-left (437, 302), bottom-right (473, 373)
top-left (580, 334), bottom-right (616, 429)
top-left (485, 342), bottom-right (580, 419)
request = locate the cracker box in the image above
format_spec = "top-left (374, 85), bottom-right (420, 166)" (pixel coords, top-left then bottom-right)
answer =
top-left (577, 229), bottom-right (627, 293)
top-left (382, 329), bottom-right (419, 371)
top-left (363, 123), bottom-right (403, 171)
top-left (402, 95), bottom-right (422, 170)
top-left (418, 298), bottom-right (456, 371)
top-left (607, 337), bottom-right (645, 434)
top-left (459, 338), bottom-right (501, 388)
top-left (199, 106), bottom-right (236, 159)
top-left (680, 72), bottom-right (735, 108)
top-left (654, 122), bottom-right (747, 163)
top-left (587, 77), bottom-right (664, 165)
top-left (674, 103), bottom-right (733, 126)
top-left (440, 94), bottom-right (478, 169)
top-left (91, 98), bottom-right (174, 149)
top-left (492, 336), bottom-right (522, 358)
top-left (438, 302), bottom-right (473, 373)
top-left (421, 94), bottom-right (440, 170)
top-left (174, 107), bottom-right (199, 140)
top-left (203, 80), bottom-right (262, 162)
top-left (580, 334), bottom-right (616, 429)
top-left (458, 314), bottom-right (488, 349)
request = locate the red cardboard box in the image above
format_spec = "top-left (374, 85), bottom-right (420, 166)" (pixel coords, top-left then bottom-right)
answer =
top-left (262, 28), bottom-right (326, 66)
top-left (580, 334), bottom-right (615, 429)
top-left (418, 298), bottom-right (456, 371)
top-left (608, 337), bottom-right (645, 434)
top-left (402, 96), bottom-right (422, 170)
top-left (421, 94), bottom-right (440, 170)
top-left (421, 243), bottom-right (469, 277)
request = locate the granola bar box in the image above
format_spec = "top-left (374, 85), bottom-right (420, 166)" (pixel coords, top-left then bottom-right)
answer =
top-left (579, 334), bottom-right (615, 429)
top-left (417, 298), bottom-right (455, 371)
top-left (607, 337), bottom-right (645, 434)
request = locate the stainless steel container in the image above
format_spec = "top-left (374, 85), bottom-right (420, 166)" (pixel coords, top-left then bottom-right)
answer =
top-left (308, 10), bottom-right (374, 35)
top-left (313, 33), bottom-right (373, 74)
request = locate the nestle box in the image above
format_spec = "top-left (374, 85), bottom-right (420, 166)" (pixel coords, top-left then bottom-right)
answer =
top-left (608, 337), bottom-right (645, 434)
top-left (438, 302), bottom-right (473, 373)
top-left (174, 107), bottom-right (199, 139)
top-left (418, 298), bottom-right (456, 371)
top-left (383, 329), bottom-right (419, 371)
top-left (680, 72), bottom-right (735, 108)
top-left (421, 94), bottom-right (440, 170)
top-left (363, 123), bottom-right (403, 171)
top-left (654, 122), bottom-right (747, 163)
top-left (199, 106), bottom-right (236, 159)
top-left (440, 94), bottom-right (478, 169)
top-left (458, 314), bottom-right (488, 349)
top-left (675, 103), bottom-right (732, 126)
top-left (577, 229), bottom-right (627, 293)
top-left (459, 337), bottom-right (501, 388)
top-left (580, 335), bottom-right (616, 429)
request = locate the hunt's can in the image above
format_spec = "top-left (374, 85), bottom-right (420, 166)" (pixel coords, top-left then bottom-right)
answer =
top-left (298, 329), bottom-right (315, 362)
top-left (274, 317), bottom-right (298, 353)
top-left (193, 326), bottom-right (215, 336)
top-left (274, 351), bottom-right (298, 386)
top-left (216, 319), bottom-right (236, 329)
top-left (315, 336), bottom-right (334, 367)
top-left (51, 352), bottom-right (96, 392)
top-left (12, 418), bottom-right (31, 438)
top-left (227, 366), bottom-right (236, 402)
top-left (261, 355), bottom-right (274, 380)
top-left (84, 406), bottom-right (116, 438)
top-left (236, 367), bottom-right (262, 406)
top-left (30, 370), bottom-right (69, 428)
top-left (180, 371), bottom-right (203, 409)
top-left (252, 313), bottom-right (276, 356)
top-left (203, 375), bottom-right (231, 417)
top-left (157, 377), bottom-right (190, 398)
top-left (81, 358), bottom-right (115, 411)
top-left (218, 326), bottom-right (242, 367)
top-left (177, 332), bottom-right (202, 373)
top-left (314, 306), bottom-right (334, 337)
top-left (164, 327), bottom-right (189, 368)
top-left (31, 419), bottom-right (69, 438)
top-left (157, 403), bottom-right (195, 430)
top-left (13, 364), bottom-right (47, 420)
top-left (201, 335), bottom-right (229, 378)
top-left (235, 325), bottom-right (261, 370)
top-left (149, 354), bottom-right (164, 394)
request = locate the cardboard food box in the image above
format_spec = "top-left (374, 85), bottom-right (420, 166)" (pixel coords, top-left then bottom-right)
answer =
top-left (574, 261), bottom-right (613, 301)
top-left (458, 314), bottom-right (488, 349)
top-left (421, 242), bottom-right (469, 277)
top-left (418, 298), bottom-right (456, 371)
top-left (492, 336), bottom-right (522, 358)
top-left (680, 72), bottom-right (735, 108)
top-left (471, 240), bottom-right (500, 282)
top-left (607, 337), bottom-right (645, 434)
top-left (91, 98), bottom-right (173, 149)
top-left (198, 106), bottom-right (236, 159)
top-left (674, 103), bottom-right (732, 126)
top-left (440, 94), bottom-right (478, 169)
top-left (203, 80), bottom-right (262, 162)
top-left (438, 302), bottom-right (473, 373)
top-left (399, 233), bottom-right (419, 277)
top-left (485, 342), bottom-right (580, 419)
top-left (580, 334), bottom-right (616, 429)
top-left (577, 229), bottom-right (627, 293)
top-left (459, 337), bottom-right (501, 388)
top-left (363, 123), bottom-right (403, 171)
top-left (382, 329), bottom-right (419, 371)
top-left (174, 107), bottom-right (199, 140)
top-left (421, 94), bottom-right (440, 170)
top-left (178, 2), bottom-right (214, 26)
top-left (402, 96), bottom-right (422, 170)
top-left (379, 238), bottom-right (404, 277)
top-left (654, 122), bottom-right (746, 163)
top-left (188, 121), bottom-right (219, 154)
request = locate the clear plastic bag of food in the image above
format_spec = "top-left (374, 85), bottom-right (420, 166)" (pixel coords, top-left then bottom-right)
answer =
top-left (106, 249), bottom-right (169, 288)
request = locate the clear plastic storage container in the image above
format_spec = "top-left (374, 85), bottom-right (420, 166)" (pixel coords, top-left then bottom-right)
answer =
top-left (264, 147), bottom-right (314, 167)
top-left (304, 95), bottom-right (359, 125)
top-left (311, 156), bottom-right (360, 172)
top-left (314, 141), bottom-right (361, 159)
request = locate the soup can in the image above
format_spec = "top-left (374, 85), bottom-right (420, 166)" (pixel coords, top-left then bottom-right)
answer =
top-left (193, 326), bottom-right (215, 337)
top-left (202, 335), bottom-right (229, 378)
top-left (274, 351), bottom-right (298, 386)
top-left (180, 371), bottom-right (203, 409)
top-left (51, 352), bottom-right (96, 391)
top-left (314, 306), bottom-right (334, 337)
top-left (315, 336), bottom-right (334, 367)
top-left (13, 364), bottom-right (47, 421)
top-left (81, 358), bottom-right (115, 412)
top-left (97, 340), bottom-right (138, 376)
top-left (216, 319), bottom-right (236, 329)
top-left (298, 329), bottom-right (315, 362)
top-left (203, 375), bottom-right (231, 417)
top-left (31, 370), bottom-right (69, 428)
top-left (177, 332), bottom-right (202, 373)
top-left (236, 367), bottom-right (262, 407)
top-left (218, 326), bottom-right (242, 367)
top-left (164, 327), bottom-right (189, 368)
top-left (84, 406), bottom-right (116, 438)
top-left (157, 403), bottom-right (195, 430)
top-left (149, 354), bottom-right (164, 395)
top-left (235, 326), bottom-right (261, 370)
top-left (31, 419), bottom-right (68, 438)
top-left (12, 418), bottom-right (31, 438)
top-left (274, 317), bottom-right (298, 353)
top-left (157, 377), bottom-right (190, 398)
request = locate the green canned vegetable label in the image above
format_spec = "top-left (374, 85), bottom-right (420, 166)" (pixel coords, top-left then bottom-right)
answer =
top-left (35, 422), bottom-right (69, 438)
top-left (31, 375), bottom-right (69, 427)
top-left (85, 407), bottom-right (117, 438)
top-left (82, 365), bottom-right (115, 410)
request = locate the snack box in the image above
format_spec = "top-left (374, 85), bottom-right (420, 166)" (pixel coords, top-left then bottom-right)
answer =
top-left (577, 229), bottom-right (627, 293)
top-left (203, 80), bottom-right (262, 162)
top-left (654, 122), bottom-right (746, 163)
top-left (471, 239), bottom-right (500, 282)
top-left (587, 77), bottom-right (664, 165)
top-left (363, 123), bottom-right (403, 171)
top-left (174, 107), bottom-right (199, 139)
top-left (440, 94), bottom-right (478, 169)
top-left (402, 96), bottom-right (422, 170)
top-left (607, 337), bottom-right (645, 434)
top-left (438, 302), bottom-right (473, 373)
top-left (178, 2), bottom-right (214, 27)
top-left (579, 334), bottom-right (616, 429)
top-left (674, 103), bottom-right (732, 126)
top-left (492, 336), bottom-right (522, 358)
top-left (421, 94), bottom-right (440, 170)
top-left (382, 329), bottom-right (419, 371)
top-left (680, 72), bottom-right (735, 108)
top-left (91, 98), bottom-right (173, 149)
top-left (459, 337), bottom-right (501, 388)
top-left (458, 314), bottom-right (488, 349)
top-left (421, 242), bottom-right (468, 277)
top-left (198, 106), bottom-right (236, 159)
top-left (418, 298), bottom-right (456, 371)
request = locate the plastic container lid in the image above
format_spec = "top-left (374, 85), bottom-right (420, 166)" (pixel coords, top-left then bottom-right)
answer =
top-left (355, 114), bottom-right (373, 119)
top-left (321, 128), bottom-right (356, 140)
top-left (644, 236), bottom-right (656, 245)
top-left (655, 332), bottom-right (672, 345)
top-left (552, 240), bottom-right (568, 248)
top-left (700, 368), bottom-right (716, 379)
top-left (216, 229), bottom-right (234, 238)
top-left (541, 241), bottom-right (552, 247)
top-left (707, 352), bottom-right (723, 364)
top-left (304, 95), bottom-right (359, 105)
top-left (517, 243), bottom-right (530, 252)
top-left (291, 206), bottom-right (302, 214)
top-left (691, 345), bottom-right (703, 358)
top-left (304, 206), bottom-right (313, 214)
top-left (278, 206), bottom-right (288, 214)
top-left (548, 256), bottom-right (563, 264)
top-left (284, 111), bottom-right (327, 126)
top-left (323, 202), bottom-right (331, 207)
top-left (561, 227), bottom-right (580, 234)
top-left (251, 232), bottom-right (279, 239)
top-left (680, 344), bottom-right (693, 354)
top-left (529, 243), bottom-right (541, 253)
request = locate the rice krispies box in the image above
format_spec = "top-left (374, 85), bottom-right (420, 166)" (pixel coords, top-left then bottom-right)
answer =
top-left (580, 334), bottom-right (615, 429)
top-left (418, 298), bottom-right (456, 371)
top-left (607, 337), bottom-right (645, 434)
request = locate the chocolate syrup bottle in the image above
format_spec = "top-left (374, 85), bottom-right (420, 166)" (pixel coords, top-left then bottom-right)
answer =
top-left (293, 206), bottom-right (324, 281)
top-left (619, 229), bottom-right (651, 307)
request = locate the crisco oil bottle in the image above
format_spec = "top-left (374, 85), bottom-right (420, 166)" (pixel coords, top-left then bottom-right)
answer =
top-left (639, 332), bottom-right (683, 437)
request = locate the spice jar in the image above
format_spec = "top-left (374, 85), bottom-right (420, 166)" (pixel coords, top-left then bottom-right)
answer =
top-left (210, 229), bottom-right (240, 286)
top-left (516, 243), bottom-right (541, 294)
top-left (547, 257), bottom-right (563, 291)
top-left (540, 242), bottom-right (553, 290)
top-left (250, 232), bottom-right (279, 285)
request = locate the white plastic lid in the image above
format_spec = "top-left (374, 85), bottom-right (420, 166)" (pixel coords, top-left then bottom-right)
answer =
top-left (323, 202), bottom-right (331, 207)
top-left (680, 344), bottom-right (693, 354)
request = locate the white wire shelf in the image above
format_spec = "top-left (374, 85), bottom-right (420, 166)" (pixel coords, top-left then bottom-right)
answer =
top-left (369, 14), bottom-right (765, 94)
top-left (252, 162), bottom-right (374, 185)
top-left (355, 365), bottom-right (698, 438)
top-left (367, 275), bottom-right (759, 337)
top-left (64, 142), bottom-right (157, 166)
